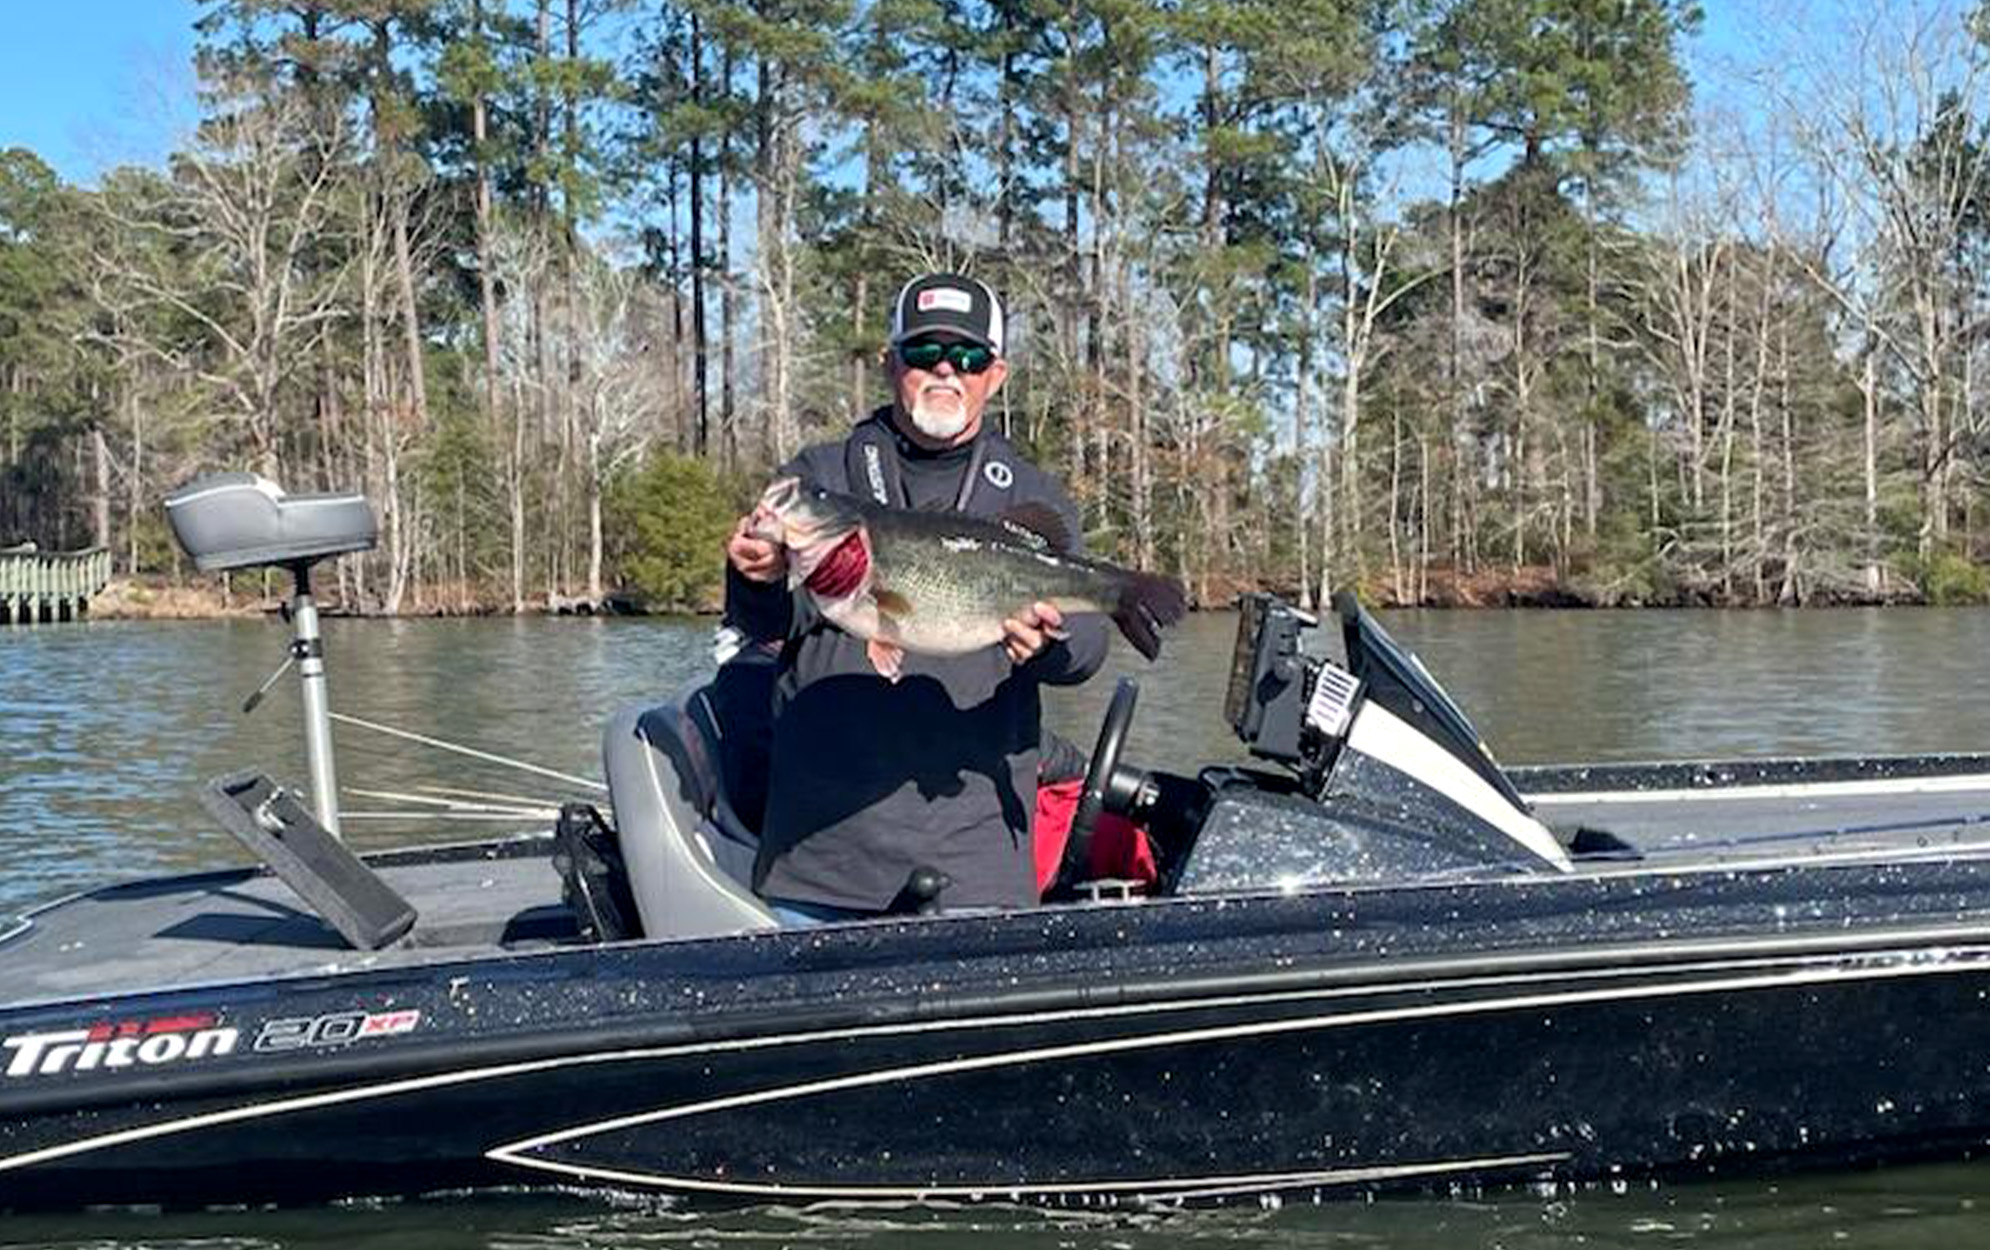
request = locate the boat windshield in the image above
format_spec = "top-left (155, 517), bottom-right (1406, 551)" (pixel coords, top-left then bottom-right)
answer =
top-left (1331, 591), bottom-right (1532, 813)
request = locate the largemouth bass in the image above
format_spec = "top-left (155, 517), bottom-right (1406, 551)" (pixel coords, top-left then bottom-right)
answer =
top-left (750, 476), bottom-right (1188, 680)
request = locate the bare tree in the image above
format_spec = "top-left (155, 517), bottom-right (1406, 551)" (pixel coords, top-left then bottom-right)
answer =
top-left (86, 79), bottom-right (351, 477)
top-left (570, 248), bottom-right (668, 602)
top-left (1637, 163), bottom-right (1734, 520)
top-left (490, 212), bottom-right (557, 612)
top-left (1322, 146), bottom-right (1440, 599)
top-left (1770, 1), bottom-right (1990, 558)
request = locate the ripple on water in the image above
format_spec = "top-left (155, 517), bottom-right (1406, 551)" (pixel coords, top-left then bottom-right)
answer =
top-left (12, 1171), bottom-right (1990, 1250)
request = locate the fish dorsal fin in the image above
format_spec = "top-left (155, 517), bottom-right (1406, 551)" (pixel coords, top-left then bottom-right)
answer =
top-left (998, 502), bottom-right (1073, 552)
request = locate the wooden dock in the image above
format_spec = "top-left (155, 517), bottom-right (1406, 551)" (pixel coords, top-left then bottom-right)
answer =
top-left (1, 547), bottom-right (113, 624)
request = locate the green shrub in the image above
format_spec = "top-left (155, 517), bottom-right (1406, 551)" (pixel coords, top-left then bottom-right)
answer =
top-left (1902, 548), bottom-right (1990, 605)
top-left (606, 453), bottom-right (742, 612)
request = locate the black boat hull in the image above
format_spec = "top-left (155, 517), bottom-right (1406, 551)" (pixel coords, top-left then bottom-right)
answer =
top-left (10, 854), bottom-right (1990, 1210)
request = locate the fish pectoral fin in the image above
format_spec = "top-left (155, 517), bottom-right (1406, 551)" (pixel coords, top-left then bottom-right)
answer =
top-left (874, 587), bottom-right (914, 618)
top-left (866, 638), bottom-right (906, 682)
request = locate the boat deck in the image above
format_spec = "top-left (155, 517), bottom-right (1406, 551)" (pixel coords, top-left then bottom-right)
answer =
top-left (2, 840), bottom-right (572, 1008)
top-left (12, 757), bottom-right (1990, 1012)
top-left (1520, 755), bottom-right (1990, 864)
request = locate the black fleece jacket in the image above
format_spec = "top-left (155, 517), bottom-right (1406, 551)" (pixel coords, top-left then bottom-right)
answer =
top-left (725, 409), bottom-right (1108, 912)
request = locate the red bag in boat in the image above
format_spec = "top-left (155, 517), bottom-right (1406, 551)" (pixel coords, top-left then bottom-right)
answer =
top-left (1033, 776), bottom-right (1158, 896)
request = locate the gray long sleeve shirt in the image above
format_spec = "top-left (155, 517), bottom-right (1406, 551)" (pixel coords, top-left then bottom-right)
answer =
top-left (725, 411), bottom-right (1108, 912)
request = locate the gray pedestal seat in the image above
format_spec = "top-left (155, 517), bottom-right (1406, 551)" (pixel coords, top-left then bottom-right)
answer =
top-left (165, 472), bottom-right (377, 572)
top-left (602, 687), bottom-right (777, 941)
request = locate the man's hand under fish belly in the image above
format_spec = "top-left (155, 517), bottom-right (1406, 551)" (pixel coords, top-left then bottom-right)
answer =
top-left (1001, 602), bottom-right (1065, 664)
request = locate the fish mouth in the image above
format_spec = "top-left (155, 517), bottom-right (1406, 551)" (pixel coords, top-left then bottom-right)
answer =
top-left (756, 476), bottom-right (862, 579)
top-left (761, 476), bottom-right (801, 514)
top-left (756, 477), bottom-right (834, 540)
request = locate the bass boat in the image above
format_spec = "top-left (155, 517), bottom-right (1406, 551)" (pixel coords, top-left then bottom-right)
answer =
top-left (7, 472), bottom-right (1990, 1211)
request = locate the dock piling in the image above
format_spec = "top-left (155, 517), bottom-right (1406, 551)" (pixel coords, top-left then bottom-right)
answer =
top-left (0, 548), bottom-right (113, 625)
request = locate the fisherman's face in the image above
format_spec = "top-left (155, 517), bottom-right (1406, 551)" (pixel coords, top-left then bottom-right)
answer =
top-left (890, 334), bottom-right (1008, 449)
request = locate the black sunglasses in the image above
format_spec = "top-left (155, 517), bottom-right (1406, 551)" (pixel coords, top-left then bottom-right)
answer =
top-left (896, 339), bottom-right (996, 374)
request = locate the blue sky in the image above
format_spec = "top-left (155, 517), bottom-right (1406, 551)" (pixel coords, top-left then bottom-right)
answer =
top-left (0, 2), bottom-right (203, 184)
top-left (1, 2), bottom-right (1771, 188)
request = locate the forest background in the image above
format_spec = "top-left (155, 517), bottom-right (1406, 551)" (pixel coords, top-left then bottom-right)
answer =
top-left (4, 0), bottom-right (1990, 615)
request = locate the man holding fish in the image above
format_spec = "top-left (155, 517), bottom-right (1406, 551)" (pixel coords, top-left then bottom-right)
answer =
top-left (724, 272), bottom-right (1185, 924)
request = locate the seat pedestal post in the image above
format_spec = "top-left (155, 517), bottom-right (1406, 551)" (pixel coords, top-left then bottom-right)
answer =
top-left (289, 561), bottom-right (343, 838)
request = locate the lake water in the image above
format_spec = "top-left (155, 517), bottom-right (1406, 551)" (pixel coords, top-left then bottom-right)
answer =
top-left (7, 607), bottom-right (1990, 1246)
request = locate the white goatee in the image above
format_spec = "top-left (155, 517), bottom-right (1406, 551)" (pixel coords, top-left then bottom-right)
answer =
top-left (910, 394), bottom-right (970, 441)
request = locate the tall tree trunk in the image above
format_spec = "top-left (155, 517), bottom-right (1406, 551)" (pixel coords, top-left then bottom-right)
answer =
top-left (1748, 251), bottom-right (1774, 603)
top-left (850, 270), bottom-right (869, 423)
top-left (688, 11), bottom-right (710, 456)
top-left (1417, 432), bottom-right (1431, 602)
top-left (1779, 322), bottom-right (1799, 604)
top-left (1387, 408), bottom-right (1404, 602)
top-left (719, 48), bottom-right (738, 468)
top-left (91, 426), bottom-right (111, 551)
top-left (510, 376), bottom-right (528, 612)
top-left (1129, 269), bottom-right (1152, 571)
top-left (666, 161), bottom-right (688, 452)
top-left (756, 55), bottom-right (799, 464)
top-left (1063, 65), bottom-right (1085, 505)
top-left (1581, 162), bottom-right (1602, 538)
top-left (126, 383), bottom-right (143, 575)
top-left (587, 431), bottom-right (604, 602)
top-left (851, 124), bottom-right (883, 424)
top-left (1337, 178), bottom-right (1364, 566)
top-left (996, 13), bottom-right (1018, 254)
top-left (1448, 93), bottom-right (1473, 574)
top-left (1297, 243), bottom-right (1317, 608)
top-left (1922, 349), bottom-right (1947, 555)
top-left (469, 0), bottom-right (511, 608)
top-left (389, 196), bottom-right (428, 428)
top-left (1863, 343), bottom-right (1882, 595)
top-left (371, 22), bottom-right (429, 436)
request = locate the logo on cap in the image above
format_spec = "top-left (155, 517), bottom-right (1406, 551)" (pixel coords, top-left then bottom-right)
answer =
top-left (893, 273), bottom-right (1005, 355)
top-left (917, 288), bottom-right (974, 314)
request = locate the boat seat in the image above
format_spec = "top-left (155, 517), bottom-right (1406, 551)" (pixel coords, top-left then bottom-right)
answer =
top-left (602, 681), bottom-right (777, 942)
top-left (164, 472), bottom-right (377, 573)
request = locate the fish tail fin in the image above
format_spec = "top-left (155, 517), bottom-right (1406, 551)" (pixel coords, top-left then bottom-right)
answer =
top-left (1110, 572), bottom-right (1190, 660)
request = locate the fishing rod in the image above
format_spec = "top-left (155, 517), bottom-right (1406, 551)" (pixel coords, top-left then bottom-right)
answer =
top-left (330, 710), bottom-right (607, 794)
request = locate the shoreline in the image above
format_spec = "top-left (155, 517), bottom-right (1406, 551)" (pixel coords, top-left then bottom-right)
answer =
top-left (72, 570), bottom-right (1946, 623)
top-left (83, 577), bottom-right (657, 622)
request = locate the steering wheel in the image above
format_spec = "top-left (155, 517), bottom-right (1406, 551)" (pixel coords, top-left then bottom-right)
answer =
top-left (1066, 677), bottom-right (1140, 878)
